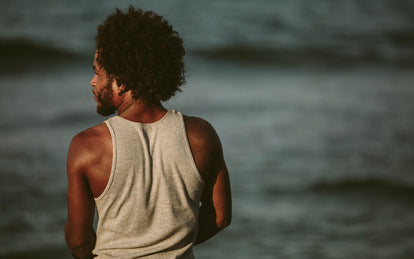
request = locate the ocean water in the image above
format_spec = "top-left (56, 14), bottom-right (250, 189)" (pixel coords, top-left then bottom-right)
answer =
top-left (1, 0), bottom-right (414, 258)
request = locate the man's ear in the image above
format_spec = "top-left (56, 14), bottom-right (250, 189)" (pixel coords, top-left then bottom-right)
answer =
top-left (118, 85), bottom-right (128, 96)
top-left (113, 79), bottom-right (127, 96)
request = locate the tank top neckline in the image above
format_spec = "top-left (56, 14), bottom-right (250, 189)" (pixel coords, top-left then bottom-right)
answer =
top-left (113, 109), bottom-right (174, 126)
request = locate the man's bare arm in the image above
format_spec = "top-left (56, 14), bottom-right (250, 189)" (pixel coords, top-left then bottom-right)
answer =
top-left (185, 117), bottom-right (232, 245)
top-left (65, 133), bottom-right (96, 259)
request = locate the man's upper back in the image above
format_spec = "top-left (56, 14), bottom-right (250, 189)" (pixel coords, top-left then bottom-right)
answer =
top-left (74, 110), bottom-right (219, 198)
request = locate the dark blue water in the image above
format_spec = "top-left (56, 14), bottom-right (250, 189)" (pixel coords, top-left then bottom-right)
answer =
top-left (1, 0), bottom-right (414, 258)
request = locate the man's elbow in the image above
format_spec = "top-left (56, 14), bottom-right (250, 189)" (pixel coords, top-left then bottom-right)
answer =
top-left (216, 214), bottom-right (231, 230)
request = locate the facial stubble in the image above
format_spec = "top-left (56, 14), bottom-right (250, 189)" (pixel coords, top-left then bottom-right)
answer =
top-left (96, 81), bottom-right (117, 116)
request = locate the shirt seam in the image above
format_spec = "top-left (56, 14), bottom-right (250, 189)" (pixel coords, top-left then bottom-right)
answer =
top-left (95, 118), bottom-right (117, 201)
top-left (179, 112), bottom-right (205, 185)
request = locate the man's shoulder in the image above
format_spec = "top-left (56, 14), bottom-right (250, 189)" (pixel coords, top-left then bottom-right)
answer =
top-left (70, 122), bottom-right (110, 154)
top-left (182, 115), bottom-right (225, 182)
top-left (183, 115), bottom-right (217, 142)
top-left (74, 122), bottom-right (108, 141)
top-left (183, 115), bottom-right (223, 159)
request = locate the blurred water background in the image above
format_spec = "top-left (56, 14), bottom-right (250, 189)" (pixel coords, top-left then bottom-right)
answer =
top-left (1, 0), bottom-right (414, 258)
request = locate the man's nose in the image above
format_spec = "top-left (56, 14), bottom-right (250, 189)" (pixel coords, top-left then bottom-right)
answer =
top-left (91, 75), bottom-right (97, 87)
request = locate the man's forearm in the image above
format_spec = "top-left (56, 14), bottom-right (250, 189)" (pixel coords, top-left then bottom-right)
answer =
top-left (195, 205), bottom-right (229, 245)
top-left (65, 225), bottom-right (96, 259)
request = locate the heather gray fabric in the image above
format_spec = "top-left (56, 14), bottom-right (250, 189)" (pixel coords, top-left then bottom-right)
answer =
top-left (93, 110), bottom-right (204, 258)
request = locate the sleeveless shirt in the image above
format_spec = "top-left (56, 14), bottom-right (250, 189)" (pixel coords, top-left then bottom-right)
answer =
top-left (92, 110), bottom-right (204, 258)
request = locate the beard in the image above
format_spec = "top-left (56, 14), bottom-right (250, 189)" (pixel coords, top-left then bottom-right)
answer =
top-left (96, 81), bottom-right (117, 116)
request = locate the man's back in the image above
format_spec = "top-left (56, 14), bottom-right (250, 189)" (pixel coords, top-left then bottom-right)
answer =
top-left (66, 107), bottom-right (231, 258)
top-left (91, 110), bottom-right (203, 258)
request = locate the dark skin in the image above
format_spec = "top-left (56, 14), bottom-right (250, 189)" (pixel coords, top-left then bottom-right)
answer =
top-left (65, 54), bottom-right (232, 258)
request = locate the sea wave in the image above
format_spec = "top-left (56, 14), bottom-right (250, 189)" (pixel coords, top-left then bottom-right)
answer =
top-left (0, 111), bottom-right (101, 131)
top-left (190, 43), bottom-right (414, 68)
top-left (310, 177), bottom-right (414, 199)
top-left (265, 177), bottom-right (414, 201)
top-left (0, 38), bottom-right (83, 60)
top-left (0, 38), bottom-right (86, 73)
top-left (0, 246), bottom-right (70, 259)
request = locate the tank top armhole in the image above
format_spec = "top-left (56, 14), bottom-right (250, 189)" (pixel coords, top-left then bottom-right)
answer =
top-left (178, 112), bottom-right (205, 185)
top-left (95, 119), bottom-right (117, 201)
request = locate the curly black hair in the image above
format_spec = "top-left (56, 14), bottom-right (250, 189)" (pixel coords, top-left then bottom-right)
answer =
top-left (95, 6), bottom-right (186, 103)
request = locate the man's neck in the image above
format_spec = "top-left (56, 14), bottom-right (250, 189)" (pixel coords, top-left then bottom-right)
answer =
top-left (117, 99), bottom-right (167, 123)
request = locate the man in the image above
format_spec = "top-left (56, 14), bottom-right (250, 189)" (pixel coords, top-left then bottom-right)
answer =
top-left (65, 7), bottom-right (232, 259)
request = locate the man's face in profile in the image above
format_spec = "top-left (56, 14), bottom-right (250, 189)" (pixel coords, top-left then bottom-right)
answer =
top-left (91, 52), bottom-right (117, 116)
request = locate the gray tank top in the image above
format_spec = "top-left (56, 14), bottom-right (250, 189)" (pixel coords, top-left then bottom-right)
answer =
top-left (93, 110), bottom-right (204, 258)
